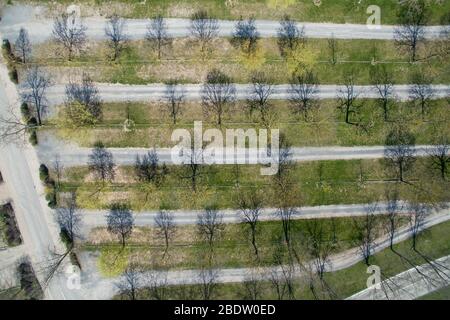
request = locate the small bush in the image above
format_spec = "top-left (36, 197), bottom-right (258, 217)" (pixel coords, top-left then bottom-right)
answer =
top-left (2, 39), bottom-right (11, 53)
top-left (27, 117), bottom-right (37, 127)
top-left (9, 66), bottom-right (18, 84)
top-left (17, 261), bottom-right (43, 300)
top-left (21, 103), bottom-right (30, 120)
top-left (29, 130), bottom-right (38, 145)
top-left (39, 164), bottom-right (49, 182)
top-left (46, 192), bottom-right (57, 208)
top-left (0, 203), bottom-right (22, 246)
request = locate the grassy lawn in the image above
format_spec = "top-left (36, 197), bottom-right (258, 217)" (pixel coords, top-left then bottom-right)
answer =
top-left (57, 157), bottom-right (450, 211)
top-left (24, 0), bottom-right (450, 24)
top-left (46, 98), bottom-right (450, 148)
top-left (418, 285), bottom-right (450, 300)
top-left (88, 215), bottom-right (395, 274)
top-left (29, 38), bottom-right (449, 85)
top-left (111, 218), bottom-right (450, 300)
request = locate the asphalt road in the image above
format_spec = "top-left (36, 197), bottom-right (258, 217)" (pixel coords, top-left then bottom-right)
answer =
top-left (36, 133), bottom-right (445, 167)
top-left (40, 84), bottom-right (450, 108)
top-left (0, 5), bottom-right (446, 44)
top-left (80, 201), bottom-right (425, 232)
top-left (0, 50), bottom-right (81, 300)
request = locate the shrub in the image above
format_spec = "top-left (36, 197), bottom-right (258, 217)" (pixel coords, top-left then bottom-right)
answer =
top-left (27, 117), bottom-right (37, 127)
top-left (0, 203), bottom-right (22, 246)
top-left (29, 130), bottom-right (38, 145)
top-left (17, 261), bottom-right (43, 300)
top-left (45, 190), bottom-right (57, 208)
top-left (39, 164), bottom-right (49, 182)
top-left (21, 103), bottom-right (30, 120)
top-left (9, 66), bottom-right (18, 84)
top-left (2, 39), bottom-right (11, 53)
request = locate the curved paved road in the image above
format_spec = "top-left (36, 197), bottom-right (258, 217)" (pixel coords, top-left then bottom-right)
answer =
top-left (0, 5), bottom-right (446, 44)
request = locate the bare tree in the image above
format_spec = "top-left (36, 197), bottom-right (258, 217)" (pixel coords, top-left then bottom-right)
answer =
top-left (277, 15), bottom-right (304, 57)
top-left (275, 206), bottom-right (297, 247)
top-left (241, 269), bottom-right (263, 300)
top-left (275, 133), bottom-right (294, 185)
top-left (280, 261), bottom-right (296, 300)
top-left (304, 219), bottom-right (332, 280)
top-left (198, 266), bottom-right (218, 300)
top-left (181, 146), bottom-right (204, 192)
top-left (189, 10), bottom-right (219, 54)
top-left (144, 269), bottom-right (168, 300)
top-left (0, 105), bottom-right (38, 145)
top-left (197, 205), bottom-right (224, 250)
top-left (428, 137), bottom-right (449, 180)
top-left (383, 188), bottom-right (402, 250)
top-left (384, 125), bottom-right (416, 182)
top-left (146, 15), bottom-right (171, 59)
top-left (105, 14), bottom-right (128, 61)
top-left (116, 264), bottom-right (141, 300)
top-left (289, 70), bottom-right (319, 122)
top-left (370, 64), bottom-right (394, 121)
top-left (56, 191), bottom-right (82, 245)
top-left (409, 72), bottom-right (434, 119)
top-left (107, 202), bottom-right (134, 248)
top-left (328, 34), bottom-right (338, 65)
top-left (65, 73), bottom-right (102, 119)
top-left (337, 71), bottom-right (360, 125)
top-left (52, 13), bottom-right (87, 61)
top-left (408, 202), bottom-right (431, 250)
top-left (163, 80), bottom-right (185, 124)
top-left (394, 0), bottom-right (429, 62)
top-left (154, 210), bottom-right (176, 257)
top-left (201, 69), bottom-right (236, 125)
top-left (52, 154), bottom-right (64, 191)
top-left (14, 27), bottom-right (32, 63)
top-left (21, 67), bottom-right (51, 125)
top-left (247, 71), bottom-right (274, 127)
top-left (88, 141), bottom-right (115, 183)
top-left (269, 246), bottom-right (288, 300)
top-left (134, 149), bottom-right (168, 186)
top-left (352, 204), bottom-right (378, 265)
top-left (231, 17), bottom-right (260, 56)
top-left (236, 188), bottom-right (263, 258)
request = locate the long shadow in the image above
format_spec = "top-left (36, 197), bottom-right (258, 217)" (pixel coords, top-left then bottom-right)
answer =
top-left (389, 247), bottom-right (442, 287)
top-left (413, 248), bottom-right (450, 282)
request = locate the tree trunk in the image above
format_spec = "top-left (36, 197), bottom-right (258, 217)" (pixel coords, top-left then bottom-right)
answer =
top-left (251, 229), bottom-right (258, 258)
top-left (345, 104), bottom-right (350, 123)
